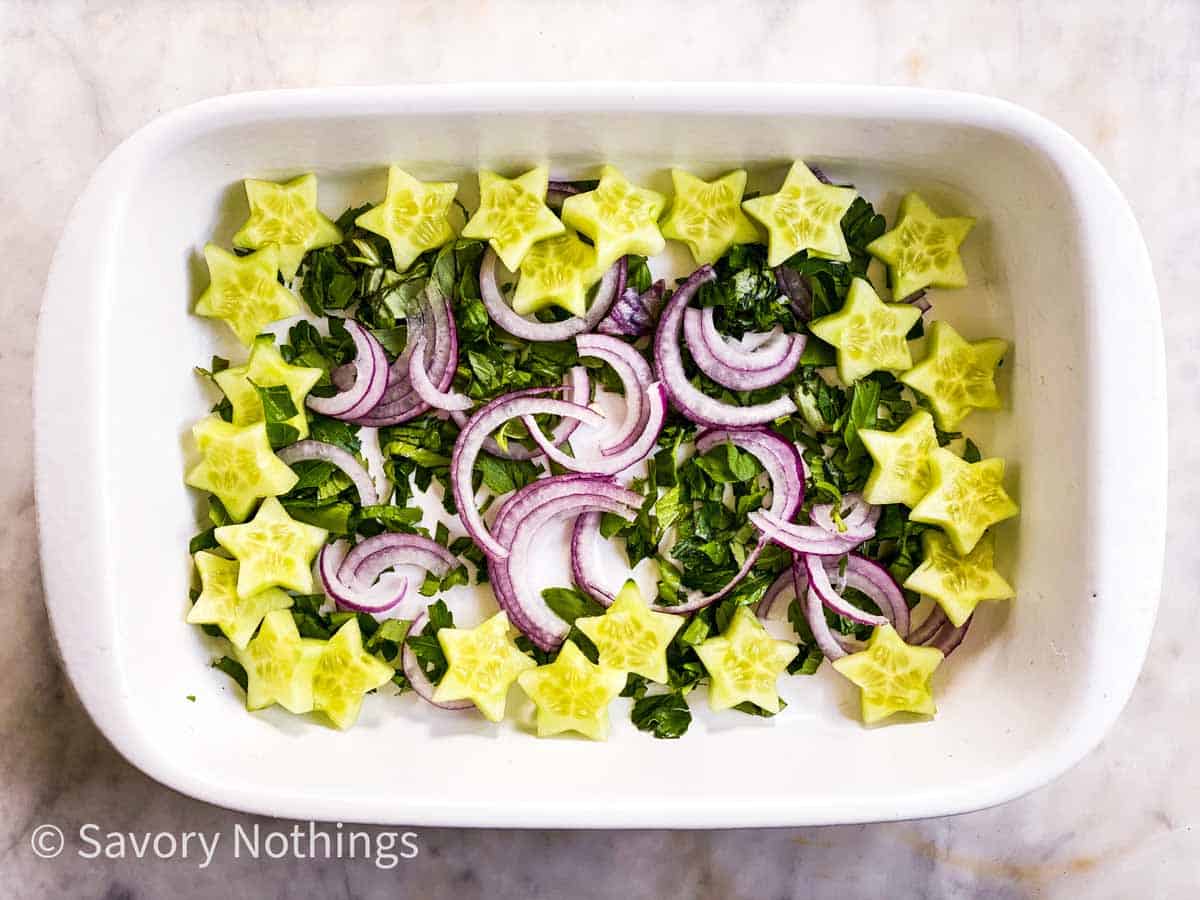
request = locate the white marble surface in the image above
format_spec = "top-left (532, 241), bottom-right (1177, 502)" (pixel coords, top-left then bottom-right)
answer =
top-left (1, 1), bottom-right (1197, 897)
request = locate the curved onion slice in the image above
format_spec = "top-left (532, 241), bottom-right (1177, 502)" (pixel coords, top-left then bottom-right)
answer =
top-left (774, 265), bottom-right (812, 321)
top-left (803, 553), bottom-right (889, 627)
top-left (523, 383), bottom-right (667, 475)
top-left (479, 248), bottom-right (625, 342)
top-left (653, 427), bottom-right (805, 615)
top-left (907, 604), bottom-right (948, 646)
top-left (570, 511), bottom-right (614, 606)
top-left (809, 493), bottom-right (881, 542)
top-left (653, 265), bottom-right (797, 426)
top-left (597, 280), bottom-right (666, 338)
top-left (451, 389), bottom-right (606, 559)
top-left (575, 333), bottom-right (653, 456)
top-left (277, 440), bottom-right (379, 506)
top-left (306, 320), bottom-right (389, 420)
top-left (698, 306), bottom-right (798, 370)
top-left (317, 541), bottom-right (407, 614)
top-left (409, 333), bottom-right (472, 411)
top-left (684, 309), bottom-right (803, 391)
top-left (749, 509), bottom-right (867, 556)
top-left (338, 532), bottom-right (458, 593)
top-left (402, 612), bottom-right (473, 711)
top-left (796, 557), bottom-right (864, 661)
top-left (755, 567), bottom-right (795, 620)
top-left (839, 554), bottom-right (910, 637)
top-left (930, 615), bottom-right (971, 655)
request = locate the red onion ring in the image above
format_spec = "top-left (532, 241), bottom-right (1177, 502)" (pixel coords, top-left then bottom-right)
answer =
top-left (306, 320), bottom-right (389, 420)
top-left (929, 615), bottom-right (971, 655)
top-left (683, 309), bottom-right (804, 391)
top-left (570, 511), bottom-right (614, 606)
top-left (451, 389), bottom-right (606, 559)
top-left (409, 332), bottom-right (472, 411)
top-left (479, 248), bottom-right (625, 343)
top-left (803, 553), bottom-right (889, 627)
top-left (575, 333), bottom-right (653, 456)
top-left (749, 509), bottom-right (867, 556)
top-left (775, 266), bottom-right (813, 321)
top-left (402, 612), bottom-right (473, 711)
top-left (653, 266), bottom-right (797, 426)
top-left (697, 306), bottom-right (798, 370)
top-left (907, 604), bottom-right (948, 646)
top-left (755, 567), bottom-right (796, 620)
top-left (318, 541), bottom-right (407, 614)
top-left (839, 554), bottom-right (910, 638)
top-left (277, 440), bottom-right (379, 506)
top-left (523, 382), bottom-right (667, 475)
top-left (338, 532), bottom-right (458, 593)
top-left (810, 493), bottom-right (881, 542)
top-left (597, 280), bottom-right (667, 338)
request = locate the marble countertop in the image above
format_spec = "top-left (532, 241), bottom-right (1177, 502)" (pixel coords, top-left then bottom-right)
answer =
top-left (2, 1), bottom-right (1197, 897)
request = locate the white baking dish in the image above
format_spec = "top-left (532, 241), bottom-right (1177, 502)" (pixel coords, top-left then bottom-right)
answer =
top-left (34, 84), bottom-right (1165, 827)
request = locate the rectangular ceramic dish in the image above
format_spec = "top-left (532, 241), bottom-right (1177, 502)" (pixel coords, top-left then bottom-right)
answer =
top-left (34, 83), bottom-right (1165, 827)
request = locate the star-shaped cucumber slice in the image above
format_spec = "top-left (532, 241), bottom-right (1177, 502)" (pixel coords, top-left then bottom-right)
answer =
top-left (832, 624), bottom-right (944, 724)
top-left (232, 173), bottom-right (342, 282)
top-left (186, 551), bottom-right (293, 650)
top-left (185, 417), bottom-right (299, 522)
top-left (909, 448), bottom-right (1019, 555)
top-left (808, 277), bottom-right (921, 384)
top-left (694, 606), bottom-right (798, 713)
top-left (867, 193), bottom-right (975, 300)
top-left (512, 230), bottom-right (600, 318)
top-left (194, 244), bottom-right (301, 346)
top-left (562, 165), bottom-right (667, 271)
top-left (433, 611), bottom-right (536, 721)
top-left (905, 531), bottom-right (1014, 627)
top-left (214, 496), bottom-right (328, 598)
top-left (312, 617), bottom-right (395, 729)
top-left (462, 166), bottom-right (565, 270)
top-left (741, 161), bottom-right (858, 266)
top-left (236, 609), bottom-right (324, 714)
top-left (859, 409), bottom-right (939, 508)
top-left (213, 335), bottom-right (322, 439)
top-left (355, 166), bottom-right (459, 272)
top-left (900, 320), bottom-right (1008, 430)
top-left (575, 580), bottom-right (683, 684)
top-left (517, 641), bottom-right (626, 741)
top-left (660, 168), bottom-right (760, 265)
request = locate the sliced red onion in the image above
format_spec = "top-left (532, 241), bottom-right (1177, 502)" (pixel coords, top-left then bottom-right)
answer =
top-left (546, 180), bottom-right (581, 210)
top-left (755, 567), bottom-right (795, 620)
top-left (653, 427), bottom-right (805, 615)
top-left (803, 585), bottom-right (847, 661)
top-left (839, 554), bottom-right (910, 637)
top-left (318, 541), bottom-right (407, 614)
top-left (402, 612), bottom-right (473, 711)
top-left (277, 440), bottom-right (379, 506)
top-left (653, 266), bottom-right (797, 426)
top-left (803, 554), bottom-right (889, 627)
top-left (749, 510), bottom-right (865, 556)
top-left (331, 363), bottom-right (355, 391)
top-left (907, 604), bottom-right (948, 646)
top-left (451, 389), bottom-right (606, 559)
top-left (492, 488), bottom-right (640, 650)
top-left (597, 280), bottom-right (667, 338)
top-left (570, 511), bottom-right (614, 606)
top-left (808, 163), bottom-right (834, 185)
top-left (450, 366), bottom-right (591, 461)
top-left (306, 320), bottom-right (389, 420)
top-left (479, 248), bottom-right (625, 343)
top-left (902, 288), bottom-right (932, 313)
top-left (409, 333), bottom-right (472, 411)
top-left (699, 307), bottom-right (794, 370)
top-left (774, 266), bottom-right (813, 321)
top-left (575, 333), bottom-right (653, 456)
top-left (522, 382), bottom-right (667, 475)
top-left (810, 493), bottom-right (881, 542)
top-left (338, 532), bottom-right (458, 592)
top-left (929, 615), bottom-right (971, 656)
top-left (683, 309), bottom-right (803, 391)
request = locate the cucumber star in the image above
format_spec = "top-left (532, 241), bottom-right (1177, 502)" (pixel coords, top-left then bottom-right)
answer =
top-left (185, 417), bottom-right (299, 522)
top-left (909, 448), bottom-right (1019, 555)
top-left (905, 531), bottom-right (1014, 627)
top-left (694, 606), bottom-right (798, 713)
top-left (215, 497), bottom-right (328, 598)
top-left (462, 166), bottom-right (565, 270)
top-left (562, 165), bottom-right (667, 270)
top-left (312, 618), bottom-right (395, 729)
top-left (867, 192), bottom-right (975, 300)
top-left (434, 611), bottom-right (536, 721)
top-left (355, 166), bottom-right (459, 272)
top-left (186, 551), bottom-right (292, 650)
top-left (741, 161), bottom-right (858, 266)
top-left (194, 244), bottom-right (301, 346)
top-left (517, 641), bottom-right (626, 740)
top-left (859, 409), bottom-right (939, 507)
top-left (832, 624), bottom-right (944, 725)
top-left (900, 320), bottom-right (1008, 430)
top-left (237, 609), bottom-right (325, 714)
top-left (660, 168), bottom-right (760, 265)
top-left (512, 230), bottom-right (599, 318)
top-left (232, 173), bottom-right (342, 281)
top-left (575, 580), bottom-right (683, 684)
top-left (808, 277), bottom-right (922, 383)
top-left (213, 336), bottom-right (322, 439)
